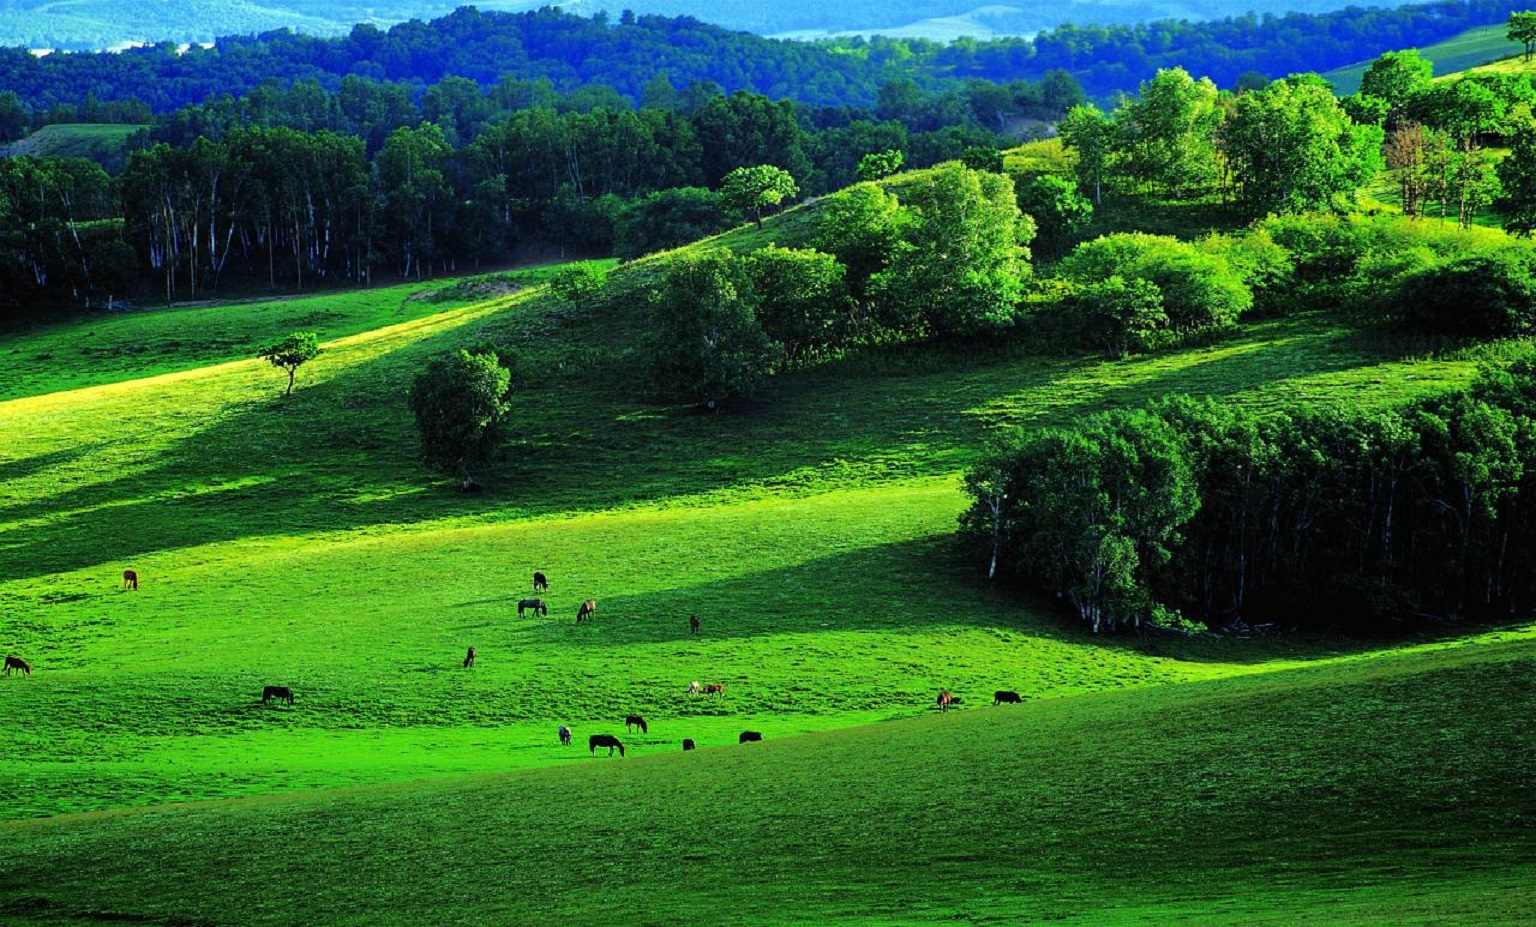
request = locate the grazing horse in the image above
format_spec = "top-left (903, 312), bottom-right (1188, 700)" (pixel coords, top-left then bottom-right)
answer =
top-left (625, 714), bottom-right (648, 734)
top-left (703, 683), bottom-right (724, 699)
top-left (463, 646), bottom-right (477, 668)
top-left (688, 680), bottom-right (700, 695)
top-left (576, 599), bottom-right (597, 622)
top-left (937, 690), bottom-right (953, 713)
top-left (3, 656), bottom-right (31, 677)
top-left (517, 598), bottom-right (548, 618)
top-left (558, 725), bottom-right (572, 746)
top-left (262, 685), bottom-right (295, 705)
top-left (682, 738), bottom-right (696, 751)
top-left (689, 614), bottom-right (700, 634)
top-left (589, 734), bottom-right (625, 757)
top-left (739, 731), bottom-right (762, 744)
top-left (122, 569), bottom-right (139, 590)
top-left (533, 571), bottom-right (548, 592)
top-left (994, 690), bottom-right (1022, 705)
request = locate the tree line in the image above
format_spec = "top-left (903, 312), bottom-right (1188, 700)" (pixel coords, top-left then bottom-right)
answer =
top-left (962, 366), bottom-right (1536, 634)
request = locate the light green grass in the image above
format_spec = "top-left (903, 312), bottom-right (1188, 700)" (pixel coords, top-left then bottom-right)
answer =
top-left (1323, 24), bottom-right (1524, 93)
top-left (1, 182), bottom-right (1530, 922)
top-left (0, 123), bottom-right (145, 168)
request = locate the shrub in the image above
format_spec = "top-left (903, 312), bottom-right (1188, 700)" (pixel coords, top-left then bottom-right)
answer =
top-left (1059, 233), bottom-right (1250, 341)
top-left (1397, 248), bottom-right (1536, 337)
top-left (645, 250), bottom-right (779, 407)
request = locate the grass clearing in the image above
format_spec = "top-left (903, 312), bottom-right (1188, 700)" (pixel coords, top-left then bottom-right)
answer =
top-left (1323, 24), bottom-right (1525, 92)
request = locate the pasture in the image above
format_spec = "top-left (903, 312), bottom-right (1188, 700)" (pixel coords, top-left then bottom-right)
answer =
top-left (2, 199), bottom-right (1532, 921)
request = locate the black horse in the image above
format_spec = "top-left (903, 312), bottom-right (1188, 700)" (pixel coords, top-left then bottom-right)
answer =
top-left (533, 571), bottom-right (548, 592)
top-left (262, 685), bottom-right (295, 705)
top-left (590, 734), bottom-right (625, 757)
top-left (518, 598), bottom-right (548, 617)
top-left (625, 714), bottom-right (648, 734)
top-left (739, 731), bottom-right (762, 744)
top-left (463, 646), bottom-right (476, 668)
top-left (688, 614), bottom-right (700, 634)
top-left (994, 690), bottom-right (1022, 705)
top-left (682, 738), bottom-right (696, 751)
top-left (558, 725), bottom-right (572, 746)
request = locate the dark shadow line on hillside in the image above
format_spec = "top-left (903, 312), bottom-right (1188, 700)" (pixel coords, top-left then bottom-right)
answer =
top-left (0, 315), bottom-right (1428, 583)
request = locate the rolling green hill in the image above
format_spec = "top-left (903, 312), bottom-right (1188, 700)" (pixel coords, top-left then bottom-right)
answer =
top-left (1323, 23), bottom-right (1524, 93)
top-left (0, 123), bottom-right (144, 170)
top-left (2, 180), bottom-right (1532, 921)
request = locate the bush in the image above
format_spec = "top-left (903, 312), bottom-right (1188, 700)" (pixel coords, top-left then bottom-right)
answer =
top-left (1016, 173), bottom-right (1092, 256)
top-left (645, 250), bottom-right (780, 407)
top-left (613, 187), bottom-right (731, 260)
top-left (1058, 233), bottom-right (1250, 342)
top-left (547, 263), bottom-right (608, 308)
top-left (743, 246), bottom-right (853, 364)
top-left (1397, 248), bottom-right (1536, 337)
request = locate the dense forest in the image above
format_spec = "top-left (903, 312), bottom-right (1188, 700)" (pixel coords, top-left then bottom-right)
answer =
top-left (0, 1), bottom-right (1530, 116)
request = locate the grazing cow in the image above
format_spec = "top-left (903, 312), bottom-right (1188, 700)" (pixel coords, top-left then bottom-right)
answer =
top-left (517, 598), bottom-right (548, 618)
top-left (3, 655), bottom-right (31, 677)
top-left (625, 714), bottom-right (648, 734)
top-left (689, 614), bottom-right (700, 634)
top-left (994, 690), bottom-right (1022, 705)
top-left (703, 683), bottom-right (724, 699)
top-left (576, 599), bottom-right (597, 622)
top-left (262, 685), bottom-right (295, 706)
top-left (682, 738), bottom-right (696, 751)
top-left (738, 731), bottom-right (762, 744)
top-left (122, 569), bottom-right (139, 591)
top-left (688, 680), bottom-right (700, 695)
top-left (463, 646), bottom-right (476, 668)
top-left (533, 571), bottom-right (549, 592)
top-left (589, 734), bottom-right (625, 757)
top-left (559, 725), bottom-right (572, 746)
top-left (937, 690), bottom-right (953, 713)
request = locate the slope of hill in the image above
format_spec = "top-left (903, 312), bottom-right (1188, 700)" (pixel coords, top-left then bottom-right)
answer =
top-left (0, 122), bottom-right (144, 169)
top-left (3, 628), bottom-right (1532, 924)
top-left (1323, 23), bottom-right (1525, 93)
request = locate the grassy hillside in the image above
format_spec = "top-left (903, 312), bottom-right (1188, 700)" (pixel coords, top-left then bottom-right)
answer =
top-left (2, 178), bottom-right (1532, 921)
top-left (1323, 23), bottom-right (1524, 93)
top-left (4, 628), bottom-right (1532, 924)
top-left (0, 123), bottom-right (144, 169)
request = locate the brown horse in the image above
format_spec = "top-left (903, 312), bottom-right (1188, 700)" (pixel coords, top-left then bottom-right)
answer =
top-left (533, 571), bottom-right (549, 592)
top-left (589, 734), bottom-right (625, 757)
top-left (937, 690), bottom-right (953, 712)
top-left (689, 614), bottom-right (700, 634)
top-left (576, 599), bottom-right (597, 622)
top-left (994, 690), bottom-right (1022, 705)
top-left (3, 656), bottom-right (31, 677)
top-left (739, 731), bottom-right (762, 744)
top-left (122, 569), bottom-right (138, 590)
top-left (262, 685), bottom-right (295, 705)
top-left (463, 646), bottom-right (477, 668)
top-left (517, 598), bottom-right (548, 617)
top-left (625, 714), bottom-right (648, 734)
top-left (703, 683), bottom-right (724, 699)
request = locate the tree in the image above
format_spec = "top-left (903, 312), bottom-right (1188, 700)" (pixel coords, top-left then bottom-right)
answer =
top-left (743, 246), bottom-right (851, 363)
top-left (856, 149), bottom-right (904, 182)
top-left (548, 263), bottom-right (607, 308)
top-left (719, 165), bottom-right (799, 228)
top-left (1385, 122), bottom-right (1431, 218)
top-left (1016, 173), bottom-right (1093, 255)
top-left (1510, 11), bottom-right (1536, 62)
top-left (407, 348), bottom-right (515, 490)
top-left (1397, 249), bottom-right (1536, 337)
top-left (1219, 74), bottom-right (1384, 216)
top-left (1074, 275), bottom-right (1167, 358)
top-left (645, 250), bottom-right (779, 406)
top-left (1060, 233), bottom-right (1251, 341)
top-left (614, 187), bottom-right (729, 259)
top-left (1496, 128), bottom-right (1536, 235)
top-left (961, 145), bottom-right (1004, 173)
top-left (870, 163), bottom-right (1031, 337)
top-left (812, 180), bottom-right (905, 299)
top-left (1118, 68), bottom-right (1223, 197)
top-left (1358, 50), bottom-right (1433, 125)
top-left (1059, 103), bottom-right (1116, 204)
top-left (259, 331), bottom-right (321, 397)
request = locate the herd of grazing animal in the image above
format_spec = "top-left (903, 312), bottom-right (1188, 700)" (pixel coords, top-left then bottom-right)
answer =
top-left (6, 567), bottom-right (1030, 763)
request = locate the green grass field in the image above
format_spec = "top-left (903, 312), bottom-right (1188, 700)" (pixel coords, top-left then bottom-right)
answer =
top-left (0, 123), bottom-right (146, 169)
top-left (1323, 24), bottom-right (1524, 93)
top-left (3, 195), bottom-right (1533, 922)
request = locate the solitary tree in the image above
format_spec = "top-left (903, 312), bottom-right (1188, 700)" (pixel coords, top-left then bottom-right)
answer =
top-left (407, 348), bottom-right (515, 490)
top-left (856, 149), bottom-right (904, 182)
top-left (259, 331), bottom-right (321, 397)
top-left (1358, 50), bottom-right (1433, 125)
top-left (1510, 11), bottom-right (1536, 62)
top-left (720, 164), bottom-right (799, 228)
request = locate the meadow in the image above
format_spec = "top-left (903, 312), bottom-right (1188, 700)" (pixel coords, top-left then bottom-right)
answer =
top-left (2, 197), bottom-right (1533, 921)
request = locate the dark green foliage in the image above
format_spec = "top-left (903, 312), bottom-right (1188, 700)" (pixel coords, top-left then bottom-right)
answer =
top-left (856, 149), bottom-right (904, 182)
top-left (1509, 10), bottom-right (1536, 60)
top-left (1397, 249), bottom-right (1536, 337)
top-left (1071, 276), bottom-right (1168, 358)
top-left (258, 331), bottom-right (321, 397)
top-left (961, 146), bottom-right (1005, 174)
top-left (719, 164), bottom-right (799, 228)
top-left (1496, 128), bottom-right (1536, 235)
top-left (1016, 173), bottom-right (1093, 255)
top-left (743, 246), bottom-right (853, 363)
top-left (407, 347), bottom-right (515, 487)
top-left (966, 374), bottom-right (1536, 632)
top-left (870, 164), bottom-right (1031, 337)
top-left (613, 187), bottom-right (731, 260)
top-left (645, 250), bottom-right (780, 407)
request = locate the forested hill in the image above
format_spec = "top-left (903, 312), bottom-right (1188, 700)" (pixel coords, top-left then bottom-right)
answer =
top-left (2, 0), bottom-right (1530, 114)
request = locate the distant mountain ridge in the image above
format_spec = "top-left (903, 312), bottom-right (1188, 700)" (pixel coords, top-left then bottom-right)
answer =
top-left (0, 0), bottom-right (1443, 50)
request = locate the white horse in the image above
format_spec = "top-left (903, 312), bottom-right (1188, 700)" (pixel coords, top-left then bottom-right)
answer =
top-left (688, 680), bottom-right (700, 695)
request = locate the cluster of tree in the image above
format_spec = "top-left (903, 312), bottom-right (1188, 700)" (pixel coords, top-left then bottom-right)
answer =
top-left (1059, 68), bottom-right (1382, 216)
top-left (633, 163), bottom-right (1033, 405)
top-left (1, 2), bottom-right (1523, 119)
top-left (0, 156), bottom-right (134, 305)
top-left (963, 367), bottom-right (1536, 634)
